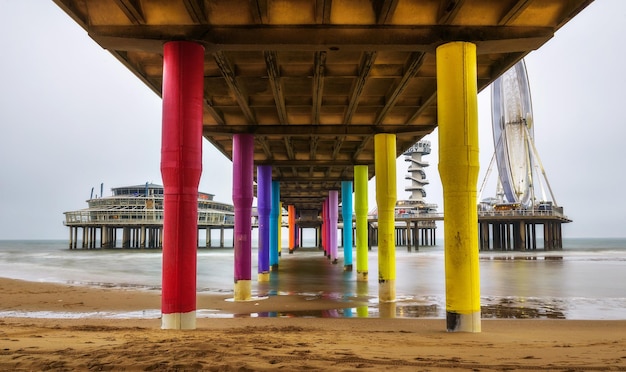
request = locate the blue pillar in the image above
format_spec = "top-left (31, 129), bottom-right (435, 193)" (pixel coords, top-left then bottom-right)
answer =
top-left (270, 181), bottom-right (280, 270)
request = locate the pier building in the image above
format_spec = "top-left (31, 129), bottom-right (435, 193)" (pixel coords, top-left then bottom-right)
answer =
top-left (63, 184), bottom-right (234, 249)
top-left (53, 0), bottom-right (593, 331)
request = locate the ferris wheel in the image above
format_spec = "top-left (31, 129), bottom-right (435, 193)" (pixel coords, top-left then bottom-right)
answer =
top-left (486, 59), bottom-right (557, 208)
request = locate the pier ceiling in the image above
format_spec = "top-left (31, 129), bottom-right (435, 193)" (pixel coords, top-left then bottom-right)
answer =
top-left (53, 0), bottom-right (593, 212)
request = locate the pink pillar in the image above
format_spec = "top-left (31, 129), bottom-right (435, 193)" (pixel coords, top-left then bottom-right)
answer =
top-left (328, 190), bottom-right (339, 264)
top-left (160, 41), bottom-right (204, 330)
top-left (321, 199), bottom-right (327, 257)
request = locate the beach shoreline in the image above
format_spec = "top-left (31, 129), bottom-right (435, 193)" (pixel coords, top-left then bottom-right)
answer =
top-left (1, 277), bottom-right (625, 371)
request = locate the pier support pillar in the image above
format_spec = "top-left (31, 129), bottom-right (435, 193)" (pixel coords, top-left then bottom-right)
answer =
top-left (437, 41), bottom-right (481, 332)
top-left (233, 134), bottom-right (254, 301)
top-left (341, 181), bottom-right (354, 271)
top-left (270, 181), bottom-right (280, 271)
top-left (321, 200), bottom-right (327, 255)
top-left (160, 41), bottom-right (204, 330)
top-left (354, 167), bottom-right (369, 280)
top-left (257, 165), bottom-right (272, 282)
top-left (278, 202), bottom-right (283, 256)
top-left (328, 190), bottom-right (339, 264)
top-left (288, 205), bottom-right (296, 253)
top-left (375, 133), bottom-right (397, 302)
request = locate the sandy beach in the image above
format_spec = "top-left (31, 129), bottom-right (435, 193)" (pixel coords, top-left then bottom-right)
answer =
top-left (1, 277), bottom-right (625, 371)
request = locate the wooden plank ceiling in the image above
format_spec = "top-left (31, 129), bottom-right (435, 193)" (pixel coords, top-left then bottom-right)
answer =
top-left (53, 0), bottom-right (592, 213)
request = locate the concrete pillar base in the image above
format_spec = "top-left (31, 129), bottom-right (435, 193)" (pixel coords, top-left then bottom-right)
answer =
top-left (343, 264), bottom-right (353, 272)
top-left (270, 264), bottom-right (279, 271)
top-left (357, 271), bottom-right (368, 282)
top-left (379, 279), bottom-right (396, 302)
top-left (234, 280), bottom-right (252, 301)
top-left (446, 311), bottom-right (481, 333)
top-left (257, 272), bottom-right (270, 282)
top-left (161, 311), bottom-right (196, 330)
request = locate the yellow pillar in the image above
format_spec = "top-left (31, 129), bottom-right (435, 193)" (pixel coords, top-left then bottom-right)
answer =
top-left (374, 134), bottom-right (397, 302)
top-left (437, 41), bottom-right (481, 332)
top-left (354, 165), bottom-right (369, 282)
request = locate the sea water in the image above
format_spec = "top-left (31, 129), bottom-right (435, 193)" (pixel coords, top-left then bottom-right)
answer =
top-left (0, 238), bottom-right (624, 320)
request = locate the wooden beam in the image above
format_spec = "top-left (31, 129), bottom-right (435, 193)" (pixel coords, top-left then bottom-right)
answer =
top-left (405, 93), bottom-right (437, 125)
top-left (256, 136), bottom-right (273, 160)
top-left (438, 0), bottom-right (467, 25)
top-left (213, 51), bottom-right (257, 124)
top-left (374, 52), bottom-right (425, 125)
top-left (284, 137), bottom-right (295, 160)
top-left (344, 51), bottom-right (377, 125)
top-left (374, 0), bottom-right (400, 24)
top-left (257, 159), bottom-right (368, 167)
top-left (309, 136), bottom-right (319, 160)
top-left (312, 51), bottom-right (326, 124)
top-left (113, 0), bottom-right (145, 25)
top-left (315, 0), bottom-right (333, 24)
top-left (351, 135), bottom-right (372, 162)
top-left (264, 51), bottom-right (288, 125)
top-left (250, 0), bottom-right (269, 24)
top-left (204, 98), bottom-right (225, 126)
top-left (90, 25), bottom-right (554, 54)
top-left (203, 124), bottom-right (433, 136)
top-left (498, 0), bottom-right (532, 26)
top-left (183, 0), bottom-right (207, 24)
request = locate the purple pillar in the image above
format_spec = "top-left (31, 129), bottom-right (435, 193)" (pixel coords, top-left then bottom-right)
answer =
top-left (232, 134), bottom-right (254, 300)
top-left (257, 165), bottom-right (272, 281)
top-left (328, 190), bottom-right (339, 264)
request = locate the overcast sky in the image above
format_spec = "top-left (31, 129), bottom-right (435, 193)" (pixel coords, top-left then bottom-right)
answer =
top-left (1, 1), bottom-right (624, 239)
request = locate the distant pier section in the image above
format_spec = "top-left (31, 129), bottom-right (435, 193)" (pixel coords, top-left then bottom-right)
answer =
top-left (63, 183), bottom-right (234, 249)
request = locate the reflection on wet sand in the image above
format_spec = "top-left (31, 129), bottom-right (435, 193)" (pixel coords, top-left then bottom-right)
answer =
top-left (241, 295), bottom-right (565, 319)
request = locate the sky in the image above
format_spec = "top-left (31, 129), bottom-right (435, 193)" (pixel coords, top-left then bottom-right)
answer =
top-left (1, 1), bottom-right (625, 240)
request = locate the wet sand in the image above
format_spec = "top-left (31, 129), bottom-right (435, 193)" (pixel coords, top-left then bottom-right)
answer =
top-left (1, 277), bottom-right (625, 371)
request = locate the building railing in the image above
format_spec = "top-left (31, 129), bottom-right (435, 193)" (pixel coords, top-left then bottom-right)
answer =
top-left (477, 208), bottom-right (569, 219)
top-left (64, 209), bottom-right (234, 227)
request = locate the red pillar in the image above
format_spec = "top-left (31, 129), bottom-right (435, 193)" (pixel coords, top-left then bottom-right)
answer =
top-left (160, 41), bottom-right (204, 330)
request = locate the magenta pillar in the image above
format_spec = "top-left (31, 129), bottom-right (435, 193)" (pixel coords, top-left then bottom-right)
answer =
top-left (322, 198), bottom-right (328, 257)
top-left (160, 41), bottom-right (204, 329)
top-left (328, 190), bottom-right (339, 264)
top-left (233, 134), bottom-right (254, 300)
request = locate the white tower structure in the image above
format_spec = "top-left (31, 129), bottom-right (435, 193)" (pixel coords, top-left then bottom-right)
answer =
top-left (404, 140), bottom-right (430, 202)
top-left (398, 140), bottom-right (438, 215)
